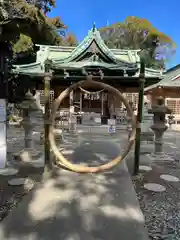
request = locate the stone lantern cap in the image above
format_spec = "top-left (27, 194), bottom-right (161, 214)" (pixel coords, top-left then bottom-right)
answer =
top-left (151, 124), bottom-right (168, 130)
top-left (148, 105), bottom-right (171, 114)
top-left (18, 91), bottom-right (40, 110)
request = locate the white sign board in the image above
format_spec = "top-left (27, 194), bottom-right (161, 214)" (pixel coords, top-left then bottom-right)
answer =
top-left (108, 119), bottom-right (116, 133)
top-left (0, 99), bottom-right (7, 168)
top-left (108, 125), bottom-right (116, 133)
top-left (0, 99), bottom-right (6, 122)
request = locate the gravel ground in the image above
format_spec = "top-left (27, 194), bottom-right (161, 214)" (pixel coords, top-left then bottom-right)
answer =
top-left (2, 124), bottom-right (180, 240)
top-left (0, 166), bottom-right (43, 222)
top-left (133, 160), bottom-right (180, 240)
top-left (132, 131), bottom-right (180, 239)
top-left (0, 125), bottom-right (43, 222)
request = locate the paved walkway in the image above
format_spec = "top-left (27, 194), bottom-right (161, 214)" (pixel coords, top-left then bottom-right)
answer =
top-left (0, 141), bottom-right (148, 240)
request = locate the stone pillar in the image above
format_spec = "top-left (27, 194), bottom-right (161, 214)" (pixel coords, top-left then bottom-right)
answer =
top-left (54, 115), bottom-right (64, 142)
top-left (126, 115), bottom-right (132, 139)
top-left (140, 102), bottom-right (154, 152)
top-left (13, 91), bottom-right (41, 163)
top-left (148, 96), bottom-right (173, 162)
top-left (33, 90), bottom-right (44, 134)
top-left (21, 109), bottom-right (33, 149)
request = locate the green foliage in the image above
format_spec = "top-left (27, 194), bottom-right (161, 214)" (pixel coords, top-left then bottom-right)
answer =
top-left (0, 0), bottom-right (77, 56)
top-left (0, 0), bottom-right (77, 103)
top-left (99, 16), bottom-right (176, 69)
top-left (31, 0), bottom-right (56, 14)
top-left (12, 34), bottom-right (34, 53)
top-left (61, 32), bottom-right (78, 46)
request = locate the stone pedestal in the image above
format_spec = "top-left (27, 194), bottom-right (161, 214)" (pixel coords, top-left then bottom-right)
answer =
top-left (141, 106), bottom-right (153, 134)
top-left (147, 97), bottom-right (173, 162)
top-left (68, 114), bottom-right (77, 132)
top-left (54, 115), bottom-right (64, 142)
top-left (126, 115), bottom-right (132, 139)
top-left (13, 91), bottom-right (41, 163)
top-left (140, 106), bottom-right (154, 153)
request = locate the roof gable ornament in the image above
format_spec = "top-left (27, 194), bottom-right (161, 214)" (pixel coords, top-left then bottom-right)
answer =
top-left (64, 23), bottom-right (122, 64)
top-left (92, 22), bottom-right (96, 32)
top-left (39, 46), bottom-right (51, 71)
top-left (89, 41), bottom-right (100, 62)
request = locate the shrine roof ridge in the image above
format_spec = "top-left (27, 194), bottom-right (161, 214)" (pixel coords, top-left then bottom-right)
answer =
top-left (35, 25), bottom-right (141, 65)
top-left (145, 64), bottom-right (180, 91)
top-left (36, 44), bottom-right (141, 53)
top-left (12, 25), bottom-right (163, 79)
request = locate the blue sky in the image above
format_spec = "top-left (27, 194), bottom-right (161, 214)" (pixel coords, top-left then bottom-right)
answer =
top-left (48, 0), bottom-right (180, 69)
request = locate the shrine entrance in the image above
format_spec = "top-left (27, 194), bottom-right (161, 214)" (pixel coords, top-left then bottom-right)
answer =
top-left (80, 87), bottom-right (104, 114)
top-left (49, 79), bottom-right (136, 173)
top-left (11, 26), bottom-right (162, 175)
top-left (73, 83), bottom-right (111, 117)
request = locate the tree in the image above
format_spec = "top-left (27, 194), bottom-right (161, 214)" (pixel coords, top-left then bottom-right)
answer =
top-left (0, 0), bottom-right (78, 103)
top-left (0, 0), bottom-right (77, 57)
top-left (99, 16), bottom-right (176, 69)
top-left (26, 0), bottom-right (56, 14)
top-left (62, 32), bottom-right (78, 46)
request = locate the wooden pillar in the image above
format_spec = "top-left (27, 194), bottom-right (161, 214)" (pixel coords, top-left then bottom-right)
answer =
top-left (101, 91), bottom-right (104, 115)
top-left (134, 61), bottom-right (145, 175)
top-left (80, 92), bottom-right (82, 113)
top-left (44, 61), bottom-right (52, 174)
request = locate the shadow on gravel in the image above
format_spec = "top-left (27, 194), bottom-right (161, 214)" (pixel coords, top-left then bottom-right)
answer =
top-left (71, 141), bottom-right (121, 165)
top-left (0, 142), bottom-right (148, 240)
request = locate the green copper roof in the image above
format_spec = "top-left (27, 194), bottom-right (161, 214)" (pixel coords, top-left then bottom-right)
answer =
top-left (12, 24), bottom-right (163, 78)
top-left (48, 25), bottom-right (136, 66)
top-left (51, 60), bottom-right (137, 70)
top-left (13, 62), bottom-right (44, 76)
top-left (145, 65), bottom-right (180, 91)
top-left (62, 26), bottom-right (117, 63)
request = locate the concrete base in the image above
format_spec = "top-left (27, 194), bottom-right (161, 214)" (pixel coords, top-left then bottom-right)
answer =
top-left (13, 148), bottom-right (41, 163)
top-left (146, 153), bottom-right (174, 162)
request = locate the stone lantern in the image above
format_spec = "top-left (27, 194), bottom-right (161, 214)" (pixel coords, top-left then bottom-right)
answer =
top-left (13, 90), bottom-right (42, 163)
top-left (148, 96), bottom-right (173, 161)
top-left (140, 100), bottom-right (154, 152)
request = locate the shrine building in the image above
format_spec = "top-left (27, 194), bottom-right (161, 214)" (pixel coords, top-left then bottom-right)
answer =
top-left (145, 64), bottom-right (180, 124)
top-left (13, 25), bottom-right (163, 120)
